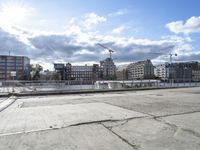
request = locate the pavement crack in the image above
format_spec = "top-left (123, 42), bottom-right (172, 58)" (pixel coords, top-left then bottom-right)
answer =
top-left (68, 119), bottom-right (118, 127)
top-left (154, 117), bottom-right (200, 139)
top-left (101, 123), bottom-right (140, 150)
top-left (69, 116), bottom-right (147, 128)
top-left (104, 116), bottom-right (149, 129)
top-left (155, 110), bottom-right (200, 118)
top-left (154, 117), bottom-right (178, 132)
top-left (0, 116), bottom-right (146, 137)
top-left (107, 120), bottom-right (129, 129)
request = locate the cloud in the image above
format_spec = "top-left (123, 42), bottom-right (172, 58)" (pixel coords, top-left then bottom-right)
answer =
top-left (166, 16), bottom-right (200, 34)
top-left (108, 9), bottom-right (128, 17)
top-left (69, 17), bottom-right (77, 24)
top-left (81, 13), bottom-right (107, 30)
top-left (111, 26), bottom-right (125, 34)
top-left (67, 13), bottom-right (106, 31)
top-left (1, 24), bottom-right (197, 69)
top-left (0, 28), bottom-right (31, 56)
top-left (74, 49), bottom-right (95, 55)
top-left (0, 12), bottom-right (200, 70)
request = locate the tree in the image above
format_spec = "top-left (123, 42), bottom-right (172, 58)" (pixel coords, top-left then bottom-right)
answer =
top-left (29, 64), bottom-right (43, 80)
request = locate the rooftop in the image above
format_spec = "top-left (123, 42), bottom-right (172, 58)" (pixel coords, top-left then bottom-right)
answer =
top-left (0, 87), bottom-right (200, 150)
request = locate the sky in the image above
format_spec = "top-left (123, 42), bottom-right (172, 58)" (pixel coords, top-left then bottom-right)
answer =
top-left (0, 0), bottom-right (200, 70)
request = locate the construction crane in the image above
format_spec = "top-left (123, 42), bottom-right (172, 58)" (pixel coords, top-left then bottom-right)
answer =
top-left (97, 43), bottom-right (114, 59)
top-left (150, 52), bottom-right (178, 64)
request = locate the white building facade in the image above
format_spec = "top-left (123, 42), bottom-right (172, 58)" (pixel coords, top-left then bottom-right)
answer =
top-left (127, 59), bottom-right (154, 79)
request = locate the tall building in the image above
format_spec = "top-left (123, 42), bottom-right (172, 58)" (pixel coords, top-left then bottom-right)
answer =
top-left (54, 63), bottom-right (100, 81)
top-left (0, 55), bottom-right (30, 80)
top-left (100, 58), bottom-right (116, 80)
top-left (127, 59), bottom-right (154, 79)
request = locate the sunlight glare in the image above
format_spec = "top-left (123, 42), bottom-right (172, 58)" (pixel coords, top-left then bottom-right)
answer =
top-left (1, 2), bottom-right (28, 23)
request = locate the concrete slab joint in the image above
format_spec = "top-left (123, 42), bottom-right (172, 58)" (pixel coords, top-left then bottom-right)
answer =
top-left (0, 87), bottom-right (200, 150)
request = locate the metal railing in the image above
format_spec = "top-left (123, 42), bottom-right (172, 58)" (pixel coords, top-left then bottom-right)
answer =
top-left (0, 80), bottom-right (200, 94)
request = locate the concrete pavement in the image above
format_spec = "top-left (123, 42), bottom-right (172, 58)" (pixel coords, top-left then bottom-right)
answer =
top-left (0, 96), bottom-right (16, 112)
top-left (0, 87), bottom-right (200, 150)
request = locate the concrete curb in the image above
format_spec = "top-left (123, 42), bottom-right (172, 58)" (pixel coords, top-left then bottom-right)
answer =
top-left (0, 96), bottom-right (17, 112)
top-left (12, 86), bottom-right (198, 97)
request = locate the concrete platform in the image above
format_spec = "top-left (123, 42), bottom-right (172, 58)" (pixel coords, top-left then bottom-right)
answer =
top-left (0, 102), bottom-right (146, 135)
top-left (103, 118), bottom-right (200, 150)
top-left (0, 87), bottom-right (200, 150)
top-left (0, 96), bottom-right (16, 112)
top-left (162, 112), bottom-right (200, 135)
top-left (0, 124), bottom-right (132, 150)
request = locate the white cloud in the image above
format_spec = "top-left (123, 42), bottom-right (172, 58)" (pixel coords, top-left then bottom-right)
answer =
top-left (0, 12), bottom-right (199, 70)
top-left (81, 12), bottom-right (107, 30)
top-left (166, 16), bottom-right (200, 34)
top-left (39, 19), bottom-right (48, 23)
top-left (111, 26), bottom-right (125, 34)
top-left (69, 17), bottom-right (77, 24)
top-left (74, 49), bottom-right (95, 55)
top-left (108, 9), bottom-right (128, 17)
top-left (1, 24), bottom-right (198, 70)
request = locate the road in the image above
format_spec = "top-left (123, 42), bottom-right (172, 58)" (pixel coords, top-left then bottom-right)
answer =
top-left (0, 87), bottom-right (200, 150)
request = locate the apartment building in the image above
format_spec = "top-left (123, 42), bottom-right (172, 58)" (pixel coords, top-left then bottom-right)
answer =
top-left (0, 55), bottom-right (30, 80)
top-left (192, 70), bottom-right (200, 82)
top-left (166, 63), bottom-right (192, 82)
top-left (155, 61), bottom-right (200, 82)
top-left (71, 65), bottom-right (94, 81)
top-left (100, 58), bottom-right (116, 80)
top-left (127, 59), bottom-right (154, 79)
top-left (190, 62), bottom-right (200, 81)
top-left (154, 63), bottom-right (169, 79)
top-left (54, 63), bottom-right (100, 81)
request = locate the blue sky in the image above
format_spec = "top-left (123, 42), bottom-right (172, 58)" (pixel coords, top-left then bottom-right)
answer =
top-left (0, 0), bottom-right (200, 69)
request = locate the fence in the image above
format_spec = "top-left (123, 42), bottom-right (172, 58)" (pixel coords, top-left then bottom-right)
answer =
top-left (0, 80), bottom-right (200, 94)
